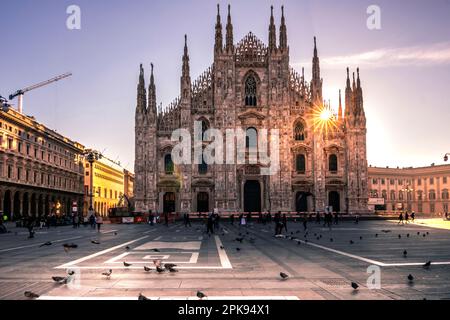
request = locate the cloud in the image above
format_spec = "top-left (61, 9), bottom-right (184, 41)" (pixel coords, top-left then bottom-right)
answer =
top-left (293, 42), bottom-right (450, 69)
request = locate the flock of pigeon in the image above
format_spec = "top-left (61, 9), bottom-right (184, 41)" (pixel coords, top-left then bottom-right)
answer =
top-left (23, 224), bottom-right (435, 299)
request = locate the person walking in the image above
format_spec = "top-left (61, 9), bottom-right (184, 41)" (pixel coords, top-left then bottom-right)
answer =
top-left (184, 212), bottom-right (192, 227)
top-left (206, 212), bottom-right (215, 236)
top-left (230, 213), bottom-right (235, 225)
top-left (398, 212), bottom-right (404, 225)
top-left (266, 211), bottom-right (272, 224)
top-left (274, 211), bottom-right (282, 236)
top-left (26, 216), bottom-right (35, 239)
top-left (411, 211), bottom-right (415, 222)
top-left (315, 211), bottom-right (321, 224)
top-left (282, 213), bottom-right (288, 232)
top-left (354, 214), bottom-right (359, 224)
top-left (246, 212), bottom-right (251, 225)
top-left (96, 214), bottom-right (103, 232)
top-left (148, 210), bottom-right (154, 226)
top-left (405, 211), bottom-right (409, 224)
top-left (164, 211), bottom-right (169, 227)
top-left (303, 216), bottom-right (308, 232)
top-left (239, 213), bottom-right (246, 228)
top-left (334, 212), bottom-right (339, 225)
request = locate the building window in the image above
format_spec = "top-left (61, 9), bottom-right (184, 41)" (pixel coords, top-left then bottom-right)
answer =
top-left (442, 189), bottom-right (449, 200)
top-left (444, 177), bottom-right (448, 184)
top-left (417, 178), bottom-right (422, 186)
top-left (244, 75), bottom-right (257, 106)
top-left (398, 191), bottom-right (404, 201)
top-left (164, 154), bottom-right (174, 175)
top-left (381, 178), bottom-right (385, 185)
top-left (296, 154), bottom-right (306, 174)
top-left (294, 121), bottom-right (306, 141)
top-left (382, 190), bottom-right (387, 200)
top-left (329, 154), bottom-right (338, 173)
top-left (390, 179), bottom-right (395, 185)
top-left (418, 203), bottom-right (423, 213)
top-left (18, 142), bottom-right (22, 153)
top-left (430, 177), bottom-right (434, 185)
top-left (390, 190), bottom-right (396, 201)
top-left (245, 127), bottom-right (257, 150)
top-left (430, 203), bottom-right (435, 213)
top-left (417, 191), bottom-right (423, 201)
top-left (7, 165), bottom-right (12, 178)
top-left (372, 178), bottom-right (377, 184)
top-left (429, 190), bottom-right (436, 200)
top-left (8, 138), bottom-right (13, 149)
top-left (198, 155), bottom-right (208, 174)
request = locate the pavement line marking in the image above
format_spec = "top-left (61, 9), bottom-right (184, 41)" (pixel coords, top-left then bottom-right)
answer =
top-left (100, 230), bottom-right (118, 235)
top-left (295, 239), bottom-right (385, 266)
top-left (54, 236), bottom-right (149, 269)
top-left (223, 228), bottom-right (229, 234)
top-left (143, 229), bottom-right (157, 234)
top-left (215, 235), bottom-right (232, 269)
top-left (295, 239), bottom-right (450, 267)
top-left (153, 236), bottom-right (162, 241)
top-left (55, 266), bottom-right (234, 270)
top-left (38, 295), bottom-right (299, 300)
top-left (0, 236), bottom-right (83, 253)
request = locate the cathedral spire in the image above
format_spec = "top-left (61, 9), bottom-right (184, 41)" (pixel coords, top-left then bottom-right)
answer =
top-left (338, 89), bottom-right (343, 121)
top-left (148, 63), bottom-right (156, 115)
top-left (136, 64), bottom-right (146, 113)
top-left (214, 4), bottom-right (223, 54)
top-left (182, 34), bottom-right (190, 79)
top-left (279, 5), bottom-right (287, 51)
top-left (357, 67), bottom-right (361, 89)
top-left (225, 4), bottom-right (234, 52)
top-left (345, 67), bottom-right (353, 118)
top-left (312, 36), bottom-right (320, 81)
top-left (268, 6), bottom-right (277, 52)
top-left (352, 71), bottom-right (356, 91)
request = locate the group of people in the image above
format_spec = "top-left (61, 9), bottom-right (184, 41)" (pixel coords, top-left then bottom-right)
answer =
top-left (398, 211), bottom-right (415, 224)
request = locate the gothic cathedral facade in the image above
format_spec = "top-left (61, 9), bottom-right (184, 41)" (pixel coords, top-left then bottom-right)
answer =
top-left (134, 5), bottom-right (369, 215)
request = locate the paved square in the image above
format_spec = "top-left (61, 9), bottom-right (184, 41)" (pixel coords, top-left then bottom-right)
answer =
top-left (1, 219), bottom-right (450, 300)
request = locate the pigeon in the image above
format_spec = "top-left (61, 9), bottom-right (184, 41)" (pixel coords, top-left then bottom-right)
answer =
top-left (375, 234), bottom-right (378, 237)
top-left (407, 234), bottom-right (410, 238)
top-left (144, 266), bottom-right (152, 272)
top-left (291, 232), bottom-right (294, 235)
top-left (236, 247), bottom-right (241, 251)
top-left (68, 270), bottom-right (75, 276)
top-left (220, 246), bottom-right (225, 250)
top-left (123, 262), bottom-right (132, 267)
top-left (235, 237), bottom-right (244, 243)
top-left (316, 237), bottom-right (320, 240)
top-left (24, 291), bottom-right (40, 299)
top-left (138, 293), bottom-right (150, 300)
top-left (403, 250), bottom-right (408, 257)
top-left (39, 241), bottom-right (52, 247)
top-left (63, 243), bottom-right (78, 252)
top-left (398, 235), bottom-right (402, 239)
top-left (423, 261), bottom-right (431, 268)
top-left (330, 238), bottom-right (334, 242)
top-left (152, 248), bottom-right (160, 252)
top-left (197, 291), bottom-right (207, 299)
top-left (417, 232), bottom-right (420, 235)
top-left (168, 267), bottom-right (179, 273)
top-left (351, 282), bottom-right (359, 290)
top-left (426, 232), bottom-right (429, 235)
top-left (164, 263), bottom-right (177, 270)
top-left (280, 272), bottom-right (289, 280)
top-left (407, 274), bottom-right (414, 282)
top-left (156, 266), bottom-right (165, 273)
top-left (359, 236), bottom-right (363, 240)
top-left (102, 269), bottom-right (112, 277)
top-left (381, 230), bottom-right (391, 233)
top-left (52, 276), bottom-right (66, 282)
top-left (114, 232), bottom-right (118, 236)
top-left (423, 234), bottom-right (426, 238)
top-left (125, 246), bottom-right (131, 250)
top-left (350, 240), bottom-right (354, 245)
top-left (91, 240), bottom-right (100, 245)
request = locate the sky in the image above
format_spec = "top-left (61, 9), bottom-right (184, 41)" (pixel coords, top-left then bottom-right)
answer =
top-left (1, 0), bottom-right (450, 171)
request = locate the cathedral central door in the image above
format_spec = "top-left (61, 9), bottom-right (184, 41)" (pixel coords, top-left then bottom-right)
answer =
top-left (296, 192), bottom-right (309, 212)
top-left (163, 192), bottom-right (176, 213)
top-left (328, 191), bottom-right (341, 213)
top-left (244, 180), bottom-right (261, 213)
top-left (197, 192), bottom-right (209, 213)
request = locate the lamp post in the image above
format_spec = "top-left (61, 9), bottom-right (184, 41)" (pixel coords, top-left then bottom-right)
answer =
top-left (83, 150), bottom-right (102, 214)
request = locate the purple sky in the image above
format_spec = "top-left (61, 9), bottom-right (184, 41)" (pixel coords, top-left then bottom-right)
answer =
top-left (1, 0), bottom-right (450, 171)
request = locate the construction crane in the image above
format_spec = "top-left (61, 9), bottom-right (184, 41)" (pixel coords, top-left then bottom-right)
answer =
top-left (9, 72), bottom-right (72, 113)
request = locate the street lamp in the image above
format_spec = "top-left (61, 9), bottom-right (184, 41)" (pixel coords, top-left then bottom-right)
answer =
top-left (83, 150), bottom-right (102, 213)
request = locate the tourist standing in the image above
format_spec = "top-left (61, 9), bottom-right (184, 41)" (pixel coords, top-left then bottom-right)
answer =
top-left (96, 214), bottom-right (103, 232)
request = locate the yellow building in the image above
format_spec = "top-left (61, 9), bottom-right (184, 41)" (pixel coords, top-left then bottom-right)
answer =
top-left (83, 151), bottom-right (125, 217)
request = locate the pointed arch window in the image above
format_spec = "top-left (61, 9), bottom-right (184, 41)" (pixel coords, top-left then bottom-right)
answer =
top-left (198, 154), bottom-right (208, 175)
top-left (294, 121), bottom-right (306, 141)
top-left (164, 154), bottom-right (174, 175)
top-left (245, 75), bottom-right (257, 106)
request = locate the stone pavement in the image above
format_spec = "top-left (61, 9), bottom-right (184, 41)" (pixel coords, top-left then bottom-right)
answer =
top-left (1, 219), bottom-right (450, 300)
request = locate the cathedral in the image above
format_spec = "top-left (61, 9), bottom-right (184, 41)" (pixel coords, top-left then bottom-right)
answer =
top-left (134, 5), bottom-right (369, 215)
